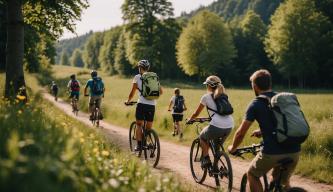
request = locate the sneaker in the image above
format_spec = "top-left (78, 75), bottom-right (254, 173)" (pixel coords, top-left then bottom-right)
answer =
top-left (201, 156), bottom-right (212, 169)
top-left (134, 145), bottom-right (142, 152)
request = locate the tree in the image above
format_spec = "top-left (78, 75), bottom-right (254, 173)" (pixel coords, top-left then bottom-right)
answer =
top-left (121, 0), bottom-right (174, 70)
top-left (0, 1), bottom-right (6, 72)
top-left (71, 49), bottom-right (84, 67)
top-left (114, 32), bottom-right (133, 76)
top-left (82, 32), bottom-right (104, 69)
top-left (5, 0), bottom-right (25, 98)
top-left (98, 26), bottom-right (122, 75)
top-left (60, 51), bottom-right (70, 66)
top-left (176, 10), bottom-right (236, 79)
top-left (231, 10), bottom-right (273, 84)
top-left (4, 0), bottom-right (88, 98)
top-left (265, 0), bottom-right (333, 88)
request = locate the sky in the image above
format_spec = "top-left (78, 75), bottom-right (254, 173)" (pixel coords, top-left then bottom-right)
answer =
top-left (61, 0), bottom-right (216, 39)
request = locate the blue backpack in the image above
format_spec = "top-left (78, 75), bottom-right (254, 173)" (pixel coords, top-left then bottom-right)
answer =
top-left (92, 78), bottom-right (103, 95)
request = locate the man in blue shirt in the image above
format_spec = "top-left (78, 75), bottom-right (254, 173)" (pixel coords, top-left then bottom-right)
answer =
top-left (228, 70), bottom-right (300, 192)
top-left (84, 70), bottom-right (105, 120)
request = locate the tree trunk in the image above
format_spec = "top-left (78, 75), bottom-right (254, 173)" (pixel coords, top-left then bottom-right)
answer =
top-left (5, 0), bottom-right (25, 98)
top-left (0, 2), bottom-right (6, 71)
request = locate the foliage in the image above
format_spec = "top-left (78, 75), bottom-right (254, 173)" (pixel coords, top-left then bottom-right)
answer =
top-left (0, 2), bottom-right (5, 71)
top-left (176, 10), bottom-right (235, 78)
top-left (264, 0), bottom-right (333, 87)
top-left (70, 49), bottom-right (84, 67)
top-left (114, 31), bottom-right (133, 76)
top-left (98, 26), bottom-right (122, 75)
top-left (60, 51), bottom-right (70, 66)
top-left (82, 32), bottom-right (104, 69)
top-left (0, 92), bottom-right (182, 191)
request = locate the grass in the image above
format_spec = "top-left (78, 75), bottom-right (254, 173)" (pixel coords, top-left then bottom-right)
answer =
top-left (46, 65), bottom-right (333, 184)
top-left (0, 73), bottom-right (186, 192)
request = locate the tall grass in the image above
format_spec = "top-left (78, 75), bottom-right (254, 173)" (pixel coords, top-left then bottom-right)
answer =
top-left (45, 66), bottom-right (333, 183)
top-left (0, 73), bottom-right (183, 191)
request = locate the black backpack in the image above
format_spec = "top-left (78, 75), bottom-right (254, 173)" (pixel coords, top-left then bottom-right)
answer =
top-left (173, 95), bottom-right (184, 113)
top-left (207, 94), bottom-right (233, 116)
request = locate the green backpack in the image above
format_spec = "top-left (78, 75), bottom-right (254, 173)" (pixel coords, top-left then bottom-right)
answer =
top-left (140, 72), bottom-right (160, 100)
top-left (258, 92), bottom-right (310, 146)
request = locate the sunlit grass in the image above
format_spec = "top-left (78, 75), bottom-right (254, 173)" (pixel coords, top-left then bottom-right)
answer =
top-left (47, 65), bottom-right (333, 184)
top-left (0, 72), bottom-right (184, 191)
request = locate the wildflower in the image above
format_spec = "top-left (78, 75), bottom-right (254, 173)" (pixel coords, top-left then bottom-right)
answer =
top-left (93, 147), bottom-right (98, 153)
top-left (108, 178), bottom-right (120, 188)
top-left (18, 110), bottom-right (22, 115)
top-left (102, 150), bottom-right (110, 157)
top-left (80, 138), bottom-right (85, 143)
top-left (16, 95), bottom-right (26, 101)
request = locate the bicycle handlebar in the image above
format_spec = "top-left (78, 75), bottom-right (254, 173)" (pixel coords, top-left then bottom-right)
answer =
top-left (185, 117), bottom-right (211, 125)
top-left (231, 143), bottom-right (263, 157)
top-left (124, 101), bottom-right (137, 106)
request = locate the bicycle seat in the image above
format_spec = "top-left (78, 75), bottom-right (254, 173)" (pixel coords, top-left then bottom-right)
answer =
top-left (278, 158), bottom-right (293, 167)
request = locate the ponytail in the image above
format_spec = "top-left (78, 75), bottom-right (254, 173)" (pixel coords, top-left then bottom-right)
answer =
top-left (213, 83), bottom-right (226, 99)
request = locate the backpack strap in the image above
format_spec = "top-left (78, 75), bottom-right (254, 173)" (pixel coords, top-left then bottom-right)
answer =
top-left (206, 94), bottom-right (218, 117)
top-left (257, 94), bottom-right (272, 108)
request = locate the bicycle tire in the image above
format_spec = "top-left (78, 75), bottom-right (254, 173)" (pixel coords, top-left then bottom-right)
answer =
top-left (189, 138), bottom-right (207, 183)
top-left (129, 121), bottom-right (137, 152)
top-left (216, 151), bottom-right (233, 191)
top-left (286, 187), bottom-right (306, 192)
top-left (96, 108), bottom-right (100, 127)
top-left (145, 129), bottom-right (160, 167)
top-left (240, 173), bottom-right (248, 192)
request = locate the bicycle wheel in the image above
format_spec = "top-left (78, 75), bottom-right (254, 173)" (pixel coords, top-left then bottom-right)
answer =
top-left (129, 122), bottom-right (137, 152)
top-left (189, 138), bottom-right (207, 183)
top-left (96, 108), bottom-right (100, 127)
top-left (240, 173), bottom-right (248, 192)
top-left (145, 129), bottom-right (160, 167)
top-left (215, 151), bottom-right (233, 191)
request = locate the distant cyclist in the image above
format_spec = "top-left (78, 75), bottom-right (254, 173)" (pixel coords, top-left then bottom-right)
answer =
top-left (84, 70), bottom-right (105, 120)
top-left (187, 75), bottom-right (234, 168)
top-left (67, 74), bottom-right (81, 101)
top-left (168, 88), bottom-right (187, 138)
top-left (50, 81), bottom-right (58, 101)
top-left (125, 59), bottom-right (163, 151)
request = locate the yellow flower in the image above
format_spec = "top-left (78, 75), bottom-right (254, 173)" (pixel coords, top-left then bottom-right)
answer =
top-left (18, 110), bottom-right (22, 115)
top-left (93, 148), bottom-right (98, 153)
top-left (101, 150), bottom-right (110, 156)
top-left (16, 95), bottom-right (26, 101)
top-left (80, 138), bottom-right (85, 143)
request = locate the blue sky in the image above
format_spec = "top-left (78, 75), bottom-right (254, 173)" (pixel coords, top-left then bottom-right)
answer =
top-left (61, 0), bottom-right (216, 39)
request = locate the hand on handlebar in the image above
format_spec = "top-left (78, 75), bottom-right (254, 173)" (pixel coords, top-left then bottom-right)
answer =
top-left (227, 145), bottom-right (237, 155)
top-left (185, 118), bottom-right (194, 125)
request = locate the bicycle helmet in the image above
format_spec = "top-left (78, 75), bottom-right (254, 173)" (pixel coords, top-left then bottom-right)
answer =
top-left (203, 76), bottom-right (221, 88)
top-left (70, 74), bottom-right (76, 79)
top-left (137, 60), bottom-right (150, 70)
top-left (91, 70), bottom-right (97, 78)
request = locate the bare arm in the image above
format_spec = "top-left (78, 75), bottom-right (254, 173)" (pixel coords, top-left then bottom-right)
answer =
top-left (189, 103), bottom-right (205, 120)
top-left (168, 100), bottom-right (173, 111)
top-left (228, 120), bottom-right (253, 153)
top-left (126, 83), bottom-right (137, 103)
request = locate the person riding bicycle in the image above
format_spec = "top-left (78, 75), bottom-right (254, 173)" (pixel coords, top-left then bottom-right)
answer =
top-left (84, 70), bottom-right (105, 120)
top-left (228, 70), bottom-right (300, 192)
top-left (67, 74), bottom-right (81, 101)
top-left (187, 75), bottom-right (234, 169)
top-left (125, 59), bottom-right (163, 151)
top-left (168, 88), bottom-right (187, 138)
top-left (50, 81), bottom-right (58, 101)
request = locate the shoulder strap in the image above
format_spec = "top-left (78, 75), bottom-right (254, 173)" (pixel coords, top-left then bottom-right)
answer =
top-left (257, 94), bottom-right (271, 106)
top-left (206, 94), bottom-right (218, 117)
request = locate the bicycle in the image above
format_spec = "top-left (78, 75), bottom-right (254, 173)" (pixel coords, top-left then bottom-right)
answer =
top-left (85, 95), bottom-right (101, 127)
top-left (232, 143), bottom-right (305, 192)
top-left (186, 118), bottom-right (233, 191)
top-left (70, 94), bottom-right (79, 116)
top-left (125, 101), bottom-right (160, 168)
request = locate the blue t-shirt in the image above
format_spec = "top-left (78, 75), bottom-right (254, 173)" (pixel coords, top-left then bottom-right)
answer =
top-left (245, 91), bottom-right (301, 154)
top-left (85, 78), bottom-right (104, 96)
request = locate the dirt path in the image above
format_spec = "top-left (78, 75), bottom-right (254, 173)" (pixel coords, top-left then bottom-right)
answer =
top-left (44, 93), bottom-right (333, 192)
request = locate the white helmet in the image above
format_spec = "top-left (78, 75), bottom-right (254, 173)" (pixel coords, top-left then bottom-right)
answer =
top-left (137, 60), bottom-right (150, 70)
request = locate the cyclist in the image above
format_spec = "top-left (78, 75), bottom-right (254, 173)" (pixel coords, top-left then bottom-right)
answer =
top-left (67, 74), bottom-right (81, 100)
top-left (168, 88), bottom-right (187, 138)
top-left (84, 70), bottom-right (105, 120)
top-left (228, 70), bottom-right (300, 192)
top-left (125, 59), bottom-right (163, 151)
top-left (50, 81), bottom-right (58, 101)
top-left (187, 75), bottom-right (234, 168)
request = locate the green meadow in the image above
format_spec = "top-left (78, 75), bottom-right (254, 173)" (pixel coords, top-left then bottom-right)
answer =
top-left (0, 73), bottom-right (186, 192)
top-left (49, 65), bottom-right (333, 184)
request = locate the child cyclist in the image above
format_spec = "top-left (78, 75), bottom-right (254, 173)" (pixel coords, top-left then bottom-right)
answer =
top-left (125, 60), bottom-right (163, 151)
top-left (187, 75), bottom-right (234, 168)
top-left (168, 88), bottom-right (187, 138)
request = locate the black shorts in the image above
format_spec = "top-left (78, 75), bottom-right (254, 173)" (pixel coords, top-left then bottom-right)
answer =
top-left (172, 114), bottom-right (183, 122)
top-left (135, 103), bottom-right (155, 122)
